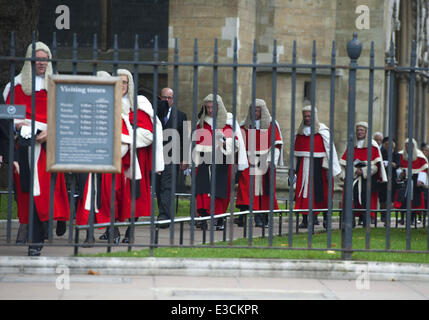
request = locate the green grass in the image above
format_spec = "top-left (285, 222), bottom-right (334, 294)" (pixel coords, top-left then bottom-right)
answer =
top-left (85, 227), bottom-right (429, 264)
top-left (0, 193), bottom-right (17, 220)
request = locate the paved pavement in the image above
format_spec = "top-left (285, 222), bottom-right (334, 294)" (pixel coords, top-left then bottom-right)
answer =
top-left (1, 273), bottom-right (428, 301)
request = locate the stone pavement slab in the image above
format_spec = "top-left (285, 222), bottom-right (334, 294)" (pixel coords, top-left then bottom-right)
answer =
top-left (0, 274), bottom-right (428, 300)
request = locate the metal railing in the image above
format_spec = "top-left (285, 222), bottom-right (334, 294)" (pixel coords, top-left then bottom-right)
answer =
top-left (1, 31), bottom-right (429, 259)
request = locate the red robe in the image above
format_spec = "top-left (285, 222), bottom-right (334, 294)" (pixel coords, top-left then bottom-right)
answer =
top-left (195, 121), bottom-right (236, 215)
top-left (6, 84), bottom-right (69, 224)
top-left (393, 154), bottom-right (428, 210)
top-left (75, 118), bottom-right (131, 225)
top-left (340, 143), bottom-right (385, 217)
top-left (76, 174), bottom-right (116, 225)
top-left (125, 109), bottom-right (153, 218)
top-left (236, 123), bottom-right (281, 211)
top-left (294, 133), bottom-right (330, 214)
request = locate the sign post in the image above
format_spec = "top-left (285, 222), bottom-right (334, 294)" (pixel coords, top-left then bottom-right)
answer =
top-left (47, 75), bottom-right (122, 173)
top-left (0, 104), bottom-right (26, 119)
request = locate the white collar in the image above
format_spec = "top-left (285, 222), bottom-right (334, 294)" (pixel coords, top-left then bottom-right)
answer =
top-left (204, 116), bottom-right (213, 128)
top-left (356, 139), bottom-right (365, 148)
top-left (122, 94), bottom-right (131, 115)
top-left (255, 119), bottom-right (261, 130)
top-left (35, 75), bottom-right (45, 91)
top-left (303, 126), bottom-right (311, 136)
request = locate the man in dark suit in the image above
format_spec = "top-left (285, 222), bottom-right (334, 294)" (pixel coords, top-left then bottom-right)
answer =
top-left (379, 137), bottom-right (400, 224)
top-left (156, 87), bottom-right (188, 228)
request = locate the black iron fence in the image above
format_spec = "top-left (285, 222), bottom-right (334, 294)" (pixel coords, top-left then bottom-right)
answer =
top-left (1, 31), bottom-right (429, 259)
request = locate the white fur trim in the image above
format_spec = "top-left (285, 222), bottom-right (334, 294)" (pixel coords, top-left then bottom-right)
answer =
top-left (294, 151), bottom-right (327, 158)
top-left (84, 173), bottom-right (99, 213)
top-left (226, 113), bottom-right (248, 171)
top-left (136, 95), bottom-right (164, 172)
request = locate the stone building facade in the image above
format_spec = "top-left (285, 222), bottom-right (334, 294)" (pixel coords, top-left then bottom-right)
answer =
top-left (167, 0), bottom-right (429, 160)
top-left (5, 0), bottom-right (429, 165)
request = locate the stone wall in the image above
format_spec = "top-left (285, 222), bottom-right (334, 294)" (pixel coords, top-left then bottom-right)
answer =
top-left (168, 0), bottom-right (256, 120)
top-left (168, 0), bottom-right (389, 167)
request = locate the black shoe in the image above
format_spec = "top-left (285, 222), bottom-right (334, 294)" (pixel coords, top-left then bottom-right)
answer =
top-left (123, 226), bottom-right (138, 243)
top-left (56, 221), bottom-right (67, 236)
top-left (28, 247), bottom-right (41, 256)
top-left (99, 230), bottom-right (109, 240)
top-left (255, 221), bottom-right (263, 228)
top-left (82, 240), bottom-right (94, 248)
top-left (322, 213), bottom-right (328, 229)
top-left (263, 214), bottom-right (269, 227)
top-left (299, 215), bottom-right (308, 229)
top-left (196, 220), bottom-right (208, 230)
top-left (99, 226), bottom-right (119, 240)
top-left (215, 218), bottom-right (225, 231)
top-left (314, 216), bottom-right (320, 225)
top-left (157, 215), bottom-right (170, 229)
top-left (111, 227), bottom-right (120, 244)
top-left (82, 229), bottom-right (96, 247)
top-left (254, 215), bottom-right (264, 228)
top-left (298, 222), bottom-right (308, 229)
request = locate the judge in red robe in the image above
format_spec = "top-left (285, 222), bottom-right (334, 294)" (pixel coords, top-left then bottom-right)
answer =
top-left (97, 69), bottom-right (155, 244)
top-left (339, 122), bottom-right (387, 227)
top-left (393, 138), bottom-right (428, 224)
top-left (75, 71), bottom-right (126, 244)
top-left (120, 94), bottom-right (164, 241)
top-left (194, 94), bottom-right (239, 230)
top-left (236, 99), bottom-right (283, 228)
top-left (294, 105), bottom-right (341, 229)
top-left (3, 42), bottom-right (69, 256)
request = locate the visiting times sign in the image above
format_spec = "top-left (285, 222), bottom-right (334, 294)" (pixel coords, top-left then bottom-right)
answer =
top-left (47, 75), bottom-right (122, 173)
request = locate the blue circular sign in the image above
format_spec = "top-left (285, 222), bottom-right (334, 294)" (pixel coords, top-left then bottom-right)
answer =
top-left (7, 105), bottom-right (16, 115)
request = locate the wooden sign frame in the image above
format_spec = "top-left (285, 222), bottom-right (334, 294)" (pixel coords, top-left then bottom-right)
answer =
top-left (47, 74), bottom-right (122, 173)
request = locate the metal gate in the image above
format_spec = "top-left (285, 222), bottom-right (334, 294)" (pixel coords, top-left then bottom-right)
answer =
top-left (1, 31), bottom-right (428, 259)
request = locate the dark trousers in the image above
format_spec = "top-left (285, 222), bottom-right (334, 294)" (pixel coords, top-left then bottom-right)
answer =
top-left (28, 204), bottom-right (46, 252)
top-left (156, 164), bottom-right (179, 219)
